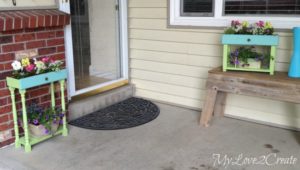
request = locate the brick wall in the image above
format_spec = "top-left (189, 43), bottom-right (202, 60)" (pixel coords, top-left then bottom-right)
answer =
top-left (0, 25), bottom-right (68, 148)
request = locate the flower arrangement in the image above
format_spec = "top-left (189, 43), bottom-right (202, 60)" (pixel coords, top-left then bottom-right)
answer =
top-left (224, 20), bottom-right (274, 35)
top-left (19, 104), bottom-right (64, 135)
top-left (229, 46), bottom-right (270, 68)
top-left (11, 57), bottom-right (63, 79)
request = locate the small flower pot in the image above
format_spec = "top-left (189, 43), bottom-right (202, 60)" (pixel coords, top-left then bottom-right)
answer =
top-left (28, 121), bottom-right (60, 137)
top-left (246, 58), bottom-right (261, 69)
top-left (28, 124), bottom-right (49, 137)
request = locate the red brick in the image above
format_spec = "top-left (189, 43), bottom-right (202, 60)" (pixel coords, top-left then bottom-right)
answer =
top-left (0, 64), bottom-right (4, 71)
top-left (0, 36), bottom-right (13, 44)
top-left (57, 45), bottom-right (65, 52)
top-left (38, 47), bottom-right (56, 55)
top-left (29, 87), bottom-right (49, 98)
top-left (0, 98), bottom-right (7, 106)
top-left (58, 15), bottom-right (65, 26)
top-left (47, 38), bottom-right (64, 46)
top-left (2, 43), bottom-right (24, 53)
top-left (0, 71), bottom-right (12, 80)
top-left (4, 63), bottom-right (12, 70)
top-left (0, 53), bottom-right (15, 62)
top-left (40, 95), bottom-right (51, 103)
top-left (51, 15), bottom-right (58, 26)
top-left (45, 15), bottom-right (51, 27)
top-left (26, 40), bottom-right (46, 49)
top-left (29, 15), bottom-right (37, 28)
top-left (0, 105), bottom-right (12, 115)
top-left (0, 81), bottom-right (6, 88)
top-left (50, 53), bottom-right (65, 61)
top-left (0, 19), bottom-right (4, 31)
top-left (14, 17), bottom-right (22, 30)
top-left (0, 114), bottom-right (9, 123)
top-left (8, 114), bottom-right (13, 121)
top-left (0, 88), bottom-right (10, 96)
top-left (15, 33), bottom-right (35, 42)
top-left (56, 30), bottom-right (64, 37)
top-left (0, 138), bottom-right (14, 148)
top-left (5, 17), bottom-right (13, 31)
top-left (36, 31), bottom-right (56, 39)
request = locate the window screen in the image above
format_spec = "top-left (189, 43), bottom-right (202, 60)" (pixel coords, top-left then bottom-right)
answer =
top-left (224, 0), bottom-right (300, 15)
top-left (181, 0), bottom-right (214, 17)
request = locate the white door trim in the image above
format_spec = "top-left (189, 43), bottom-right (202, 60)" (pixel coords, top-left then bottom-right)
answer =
top-left (59, 0), bottom-right (129, 99)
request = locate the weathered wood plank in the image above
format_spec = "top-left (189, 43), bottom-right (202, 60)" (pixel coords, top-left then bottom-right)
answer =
top-left (200, 67), bottom-right (300, 127)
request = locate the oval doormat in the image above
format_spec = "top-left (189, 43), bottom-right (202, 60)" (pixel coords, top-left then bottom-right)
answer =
top-left (69, 97), bottom-right (160, 130)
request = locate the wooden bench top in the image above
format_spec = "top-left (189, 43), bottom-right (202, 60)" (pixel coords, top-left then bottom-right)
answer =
top-left (206, 67), bottom-right (300, 104)
top-left (200, 67), bottom-right (300, 127)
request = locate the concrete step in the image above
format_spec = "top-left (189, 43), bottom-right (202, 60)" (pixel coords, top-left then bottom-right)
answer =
top-left (68, 84), bottom-right (134, 121)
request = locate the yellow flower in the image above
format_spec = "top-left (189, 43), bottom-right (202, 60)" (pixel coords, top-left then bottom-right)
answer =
top-left (265, 22), bottom-right (272, 29)
top-left (21, 58), bottom-right (30, 67)
top-left (242, 21), bottom-right (249, 27)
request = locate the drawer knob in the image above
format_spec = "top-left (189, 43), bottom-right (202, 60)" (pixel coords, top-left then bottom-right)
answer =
top-left (247, 38), bottom-right (251, 42)
top-left (45, 77), bottom-right (49, 81)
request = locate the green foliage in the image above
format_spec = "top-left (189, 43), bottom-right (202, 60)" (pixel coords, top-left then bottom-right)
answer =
top-left (19, 104), bottom-right (64, 134)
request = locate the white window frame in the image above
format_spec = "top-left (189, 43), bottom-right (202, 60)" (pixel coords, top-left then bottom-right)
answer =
top-left (169, 0), bottom-right (300, 29)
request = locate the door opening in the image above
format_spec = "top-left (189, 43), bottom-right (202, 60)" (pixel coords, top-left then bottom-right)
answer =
top-left (59, 0), bottom-right (128, 99)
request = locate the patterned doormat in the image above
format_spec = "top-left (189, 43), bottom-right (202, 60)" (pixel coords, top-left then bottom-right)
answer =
top-left (69, 97), bottom-right (160, 130)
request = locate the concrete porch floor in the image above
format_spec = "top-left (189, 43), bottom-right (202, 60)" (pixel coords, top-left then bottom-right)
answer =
top-left (0, 102), bottom-right (300, 170)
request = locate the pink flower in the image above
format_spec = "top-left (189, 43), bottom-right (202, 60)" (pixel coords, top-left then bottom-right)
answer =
top-left (25, 64), bottom-right (35, 72)
top-left (231, 20), bottom-right (241, 27)
top-left (256, 21), bottom-right (264, 27)
top-left (41, 57), bottom-right (50, 63)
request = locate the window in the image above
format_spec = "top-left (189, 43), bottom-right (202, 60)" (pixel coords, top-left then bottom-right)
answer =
top-left (224, 0), bottom-right (300, 15)
top-left (169, 0), bottom-right (300, 29)
top-left (181, 0), bottom-right (214, 17)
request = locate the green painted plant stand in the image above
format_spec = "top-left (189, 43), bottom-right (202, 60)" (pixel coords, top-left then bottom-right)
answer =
top-left (222, 34), bottom-right (279, 75)
top-left (6, 69), bottom-right (68, 153)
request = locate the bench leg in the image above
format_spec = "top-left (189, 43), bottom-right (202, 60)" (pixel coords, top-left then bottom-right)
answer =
top-left (214, 92), bottom-right (227, 117)
top-left (199, 88), bottom-right (218, 127)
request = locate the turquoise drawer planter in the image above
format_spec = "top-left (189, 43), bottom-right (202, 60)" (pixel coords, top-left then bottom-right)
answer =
top-left (6, 69), bottom-right (68, 153)
top-left (6, 69), bottom-right (67, 90)
top-left (222, 34), bottom-right (279, 75)
top-left (222, 34), bottom-right (279, 46)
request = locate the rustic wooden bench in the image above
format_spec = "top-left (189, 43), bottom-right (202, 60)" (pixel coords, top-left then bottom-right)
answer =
top-left (200, 67), bottom-right (300, 127)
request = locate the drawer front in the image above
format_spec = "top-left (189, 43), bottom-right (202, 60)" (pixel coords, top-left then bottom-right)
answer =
top-left (222, 35), bottom-right (279, 46)
top-left (18, 69), bottom-right (67, 89)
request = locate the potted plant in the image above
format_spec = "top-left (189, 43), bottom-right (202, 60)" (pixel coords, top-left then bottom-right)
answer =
top-left (222, 20), bottom-right (279, 75)
top-left (19, 104), bottom-right (64, 137)
top-left (229, 46), bottom-right (270, 69)
top-left (6, 57), bottom-right (67, 90)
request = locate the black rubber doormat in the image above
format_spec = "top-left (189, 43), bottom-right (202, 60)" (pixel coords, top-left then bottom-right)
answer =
top-left (69, 97), bottom-right (160, 130)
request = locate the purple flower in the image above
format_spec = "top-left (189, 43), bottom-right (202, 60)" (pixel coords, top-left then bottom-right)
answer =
top-left (59, 119), bottom-right (63, 125)
top-left (44, 129), bottom-right (50, 134)
top-left (59, 113), bottom-right (64, 118)
top-left (33, 119), bottom-right (39, 125)
top-left (53, 119), bottom-right (57, 124)
top-left (234, 58), bottom-right (240, 65)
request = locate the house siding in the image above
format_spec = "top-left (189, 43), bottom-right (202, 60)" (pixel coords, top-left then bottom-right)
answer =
top-left (128, 0), bottom-right (300, 129)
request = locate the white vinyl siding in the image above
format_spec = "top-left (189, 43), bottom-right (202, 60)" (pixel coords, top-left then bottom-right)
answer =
top-left (128, 0), bottom-right (300, 129)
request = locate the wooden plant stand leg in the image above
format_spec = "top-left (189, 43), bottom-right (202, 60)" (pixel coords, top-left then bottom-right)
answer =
top-left (199, 87), bottom-right (218, 127)
top-left (20, 90), bottom-right (31, 152)
top-left (9, 87), bottom-right (20, 148)
top-left (60, 80), bottom-right (68, 136)
top-left (50, 83), bottom-right (56, 108)
top-left (213, 92), bottom-right (227, 117)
